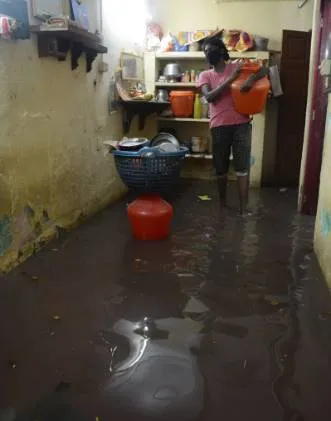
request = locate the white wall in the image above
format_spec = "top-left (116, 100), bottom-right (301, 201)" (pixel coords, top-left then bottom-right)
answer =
top-left (148, 0), bottom-right (314, 50)
top-left (314, 94), bottom-right (331, 286)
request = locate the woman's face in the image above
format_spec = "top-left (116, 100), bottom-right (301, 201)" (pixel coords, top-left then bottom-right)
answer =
top-left (204, 44), bottom-right (224, 66)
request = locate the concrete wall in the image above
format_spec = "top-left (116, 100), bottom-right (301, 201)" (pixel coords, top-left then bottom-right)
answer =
top-left (0, 0), bottom-right (151, 271)
top-left (314, 94), bottom-right (331, 287)
top-left (148, 0), bottom-right (314, 51)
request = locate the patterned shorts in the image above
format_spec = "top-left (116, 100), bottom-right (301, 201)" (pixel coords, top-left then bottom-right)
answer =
top-left (211, 123), bottom-right (252, 176)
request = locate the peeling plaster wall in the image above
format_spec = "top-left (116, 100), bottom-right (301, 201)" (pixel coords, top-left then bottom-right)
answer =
top-left (314, 95), bottom-right (331, 287)
top-left (0, 0), bottom-right (151, 271)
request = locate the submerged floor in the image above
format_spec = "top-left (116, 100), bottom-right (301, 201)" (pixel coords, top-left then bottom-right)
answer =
top-left (1, 181), bottom-right (331, 421)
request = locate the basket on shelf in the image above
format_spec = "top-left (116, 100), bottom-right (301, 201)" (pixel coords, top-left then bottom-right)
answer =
top-left (113, 147), bottom-right (188, 193)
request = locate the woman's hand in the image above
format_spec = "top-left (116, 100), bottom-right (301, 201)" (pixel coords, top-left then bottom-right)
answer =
top-left (240, 79), bottom-right (254, 92)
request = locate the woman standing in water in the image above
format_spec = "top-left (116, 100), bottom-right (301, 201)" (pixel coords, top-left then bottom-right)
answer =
top-left (197, 36), bottom-right (267, 214)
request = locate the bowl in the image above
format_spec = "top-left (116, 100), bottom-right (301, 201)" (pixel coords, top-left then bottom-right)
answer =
top-left (150, 132), bottom-right (180, 149)
top-left (118, 138), bottom-right (149, 151)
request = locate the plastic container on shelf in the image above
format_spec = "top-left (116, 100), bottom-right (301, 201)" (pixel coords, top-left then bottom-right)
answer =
top-left (201, 96), bottom-right (209, 118)
top-left (169, 91), bottom-right (195, 118)
top-left (193, 94), bottom-right (202, 119)
top-left (231, 62), bottom-right (270, 115)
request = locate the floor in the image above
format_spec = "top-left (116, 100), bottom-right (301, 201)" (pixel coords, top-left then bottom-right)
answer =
top-left (1, 181), bottom-right (331, 421)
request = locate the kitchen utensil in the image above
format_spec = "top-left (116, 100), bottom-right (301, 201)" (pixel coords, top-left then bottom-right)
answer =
top-left (191, 137), bottom-right (208, 153)
top-left (189, 42), bottom-right (200, 52)
top-left (254, 36), bottom-right (269, 51)
top-left (140, 148), bottom-right (157, 158)
top-left (156, 142), bottom-right (179, 153)
top-left (118, 138), bottom-right (149, 151)
top-left (150, 132), bottom-right (180, 149)
top-left (163, 63), bottom-right (182, 82)
top-left (156, 89), bottom-right (169, 102)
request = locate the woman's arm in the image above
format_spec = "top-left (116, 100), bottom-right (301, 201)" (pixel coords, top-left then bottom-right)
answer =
top-left (201, 65), bottom-right (242, 103)
top-left (240, 67), bottom-right (269, 92)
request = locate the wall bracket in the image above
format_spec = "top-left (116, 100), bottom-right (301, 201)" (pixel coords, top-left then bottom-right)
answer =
top-left (30, 24), bottom-right (107, 72)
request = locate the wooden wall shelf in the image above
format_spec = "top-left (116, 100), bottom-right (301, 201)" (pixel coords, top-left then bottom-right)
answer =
top-left (30, 24), bottom-right (107, 72)
top-left (119, 100), bottom-right (170, 133)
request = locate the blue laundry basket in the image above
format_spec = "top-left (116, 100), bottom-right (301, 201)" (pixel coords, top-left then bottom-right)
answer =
top-left (113, 147), bottom-right (188, 193)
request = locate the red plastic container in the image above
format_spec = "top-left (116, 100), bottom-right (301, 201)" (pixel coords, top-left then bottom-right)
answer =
top-left (169, 91), bottom-right (195, 117)
top-left (231, 63), bottom-right (270, 115)
top-left (127, 195), bottom-right (173, 241)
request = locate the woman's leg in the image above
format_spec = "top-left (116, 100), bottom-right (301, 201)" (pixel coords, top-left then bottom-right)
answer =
top-left (232, 123), bottom-right (252, 215)
top-left (211, 126), bottom-right (232, 210)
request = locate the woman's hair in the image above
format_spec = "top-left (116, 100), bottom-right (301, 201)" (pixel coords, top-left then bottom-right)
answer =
top-left (202, 36), bottom-right (230, 61)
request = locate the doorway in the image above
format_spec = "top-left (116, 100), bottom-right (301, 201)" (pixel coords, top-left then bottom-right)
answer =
top-left (300, 0), bottom-right (331, 215)
top-left (276, 30), bottom-right (311, 187)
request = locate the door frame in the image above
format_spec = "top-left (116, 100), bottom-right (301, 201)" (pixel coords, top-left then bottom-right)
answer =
top-left (276, 29), bottom-right (311, 187)
top-left (300, 0), bottom-right (331, 215)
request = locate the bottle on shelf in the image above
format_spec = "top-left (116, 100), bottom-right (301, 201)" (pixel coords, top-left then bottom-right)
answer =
top-left (201, 96), bottom-right (209, 119)
top-left (193, 94), bottom-right (202, 119)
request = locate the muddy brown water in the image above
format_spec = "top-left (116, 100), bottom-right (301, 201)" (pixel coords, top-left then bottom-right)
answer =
top-left (1, 181), bottom-right (331, 421)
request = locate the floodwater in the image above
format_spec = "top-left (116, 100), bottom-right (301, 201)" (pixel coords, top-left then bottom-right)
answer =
top-left (1, 181), bottom-right (331, 421)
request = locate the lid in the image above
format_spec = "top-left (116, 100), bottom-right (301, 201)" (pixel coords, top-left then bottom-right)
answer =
top-left (170, 91), bottom-right (195, 97)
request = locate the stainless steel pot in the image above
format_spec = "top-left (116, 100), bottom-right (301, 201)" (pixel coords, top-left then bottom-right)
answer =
top-left (163, 63), bottom-right (182, 82)
top-left (156, 89), bottom-right (169, 102)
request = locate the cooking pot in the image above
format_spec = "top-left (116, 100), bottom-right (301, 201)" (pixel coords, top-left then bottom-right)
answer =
top-left (163, 63), bottom-right (182, 82)
top-left (254, 36), bottom-right (269, 51)
top-left (156, 89), bottom-right (169, 102)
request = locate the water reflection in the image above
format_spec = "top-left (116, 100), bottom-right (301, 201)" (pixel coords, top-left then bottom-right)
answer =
top-left (102, 315), bottom-right (206, 420)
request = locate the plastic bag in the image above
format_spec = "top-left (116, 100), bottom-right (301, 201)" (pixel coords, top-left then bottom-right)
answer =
top-left (160, 33), bottom-right (175, 52)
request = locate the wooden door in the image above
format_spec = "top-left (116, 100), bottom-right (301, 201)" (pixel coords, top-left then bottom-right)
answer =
top-left (301, 0), bottom-right (331, 215)
top-left (276, 30), bottom-right (311, 186)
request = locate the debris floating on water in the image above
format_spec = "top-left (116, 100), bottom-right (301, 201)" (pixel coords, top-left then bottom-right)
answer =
top-left (8, 361), bottom-right (17, 369)
top-left (177, 273), bottom-right (194, 278)
top-left (109, 346), bottom-right (118, 373)
top-left (198, 195), bottom-right (212, 201)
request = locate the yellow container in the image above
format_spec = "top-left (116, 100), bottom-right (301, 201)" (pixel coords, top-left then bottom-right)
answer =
top-left (193, 94), bottom-right (202, 119)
